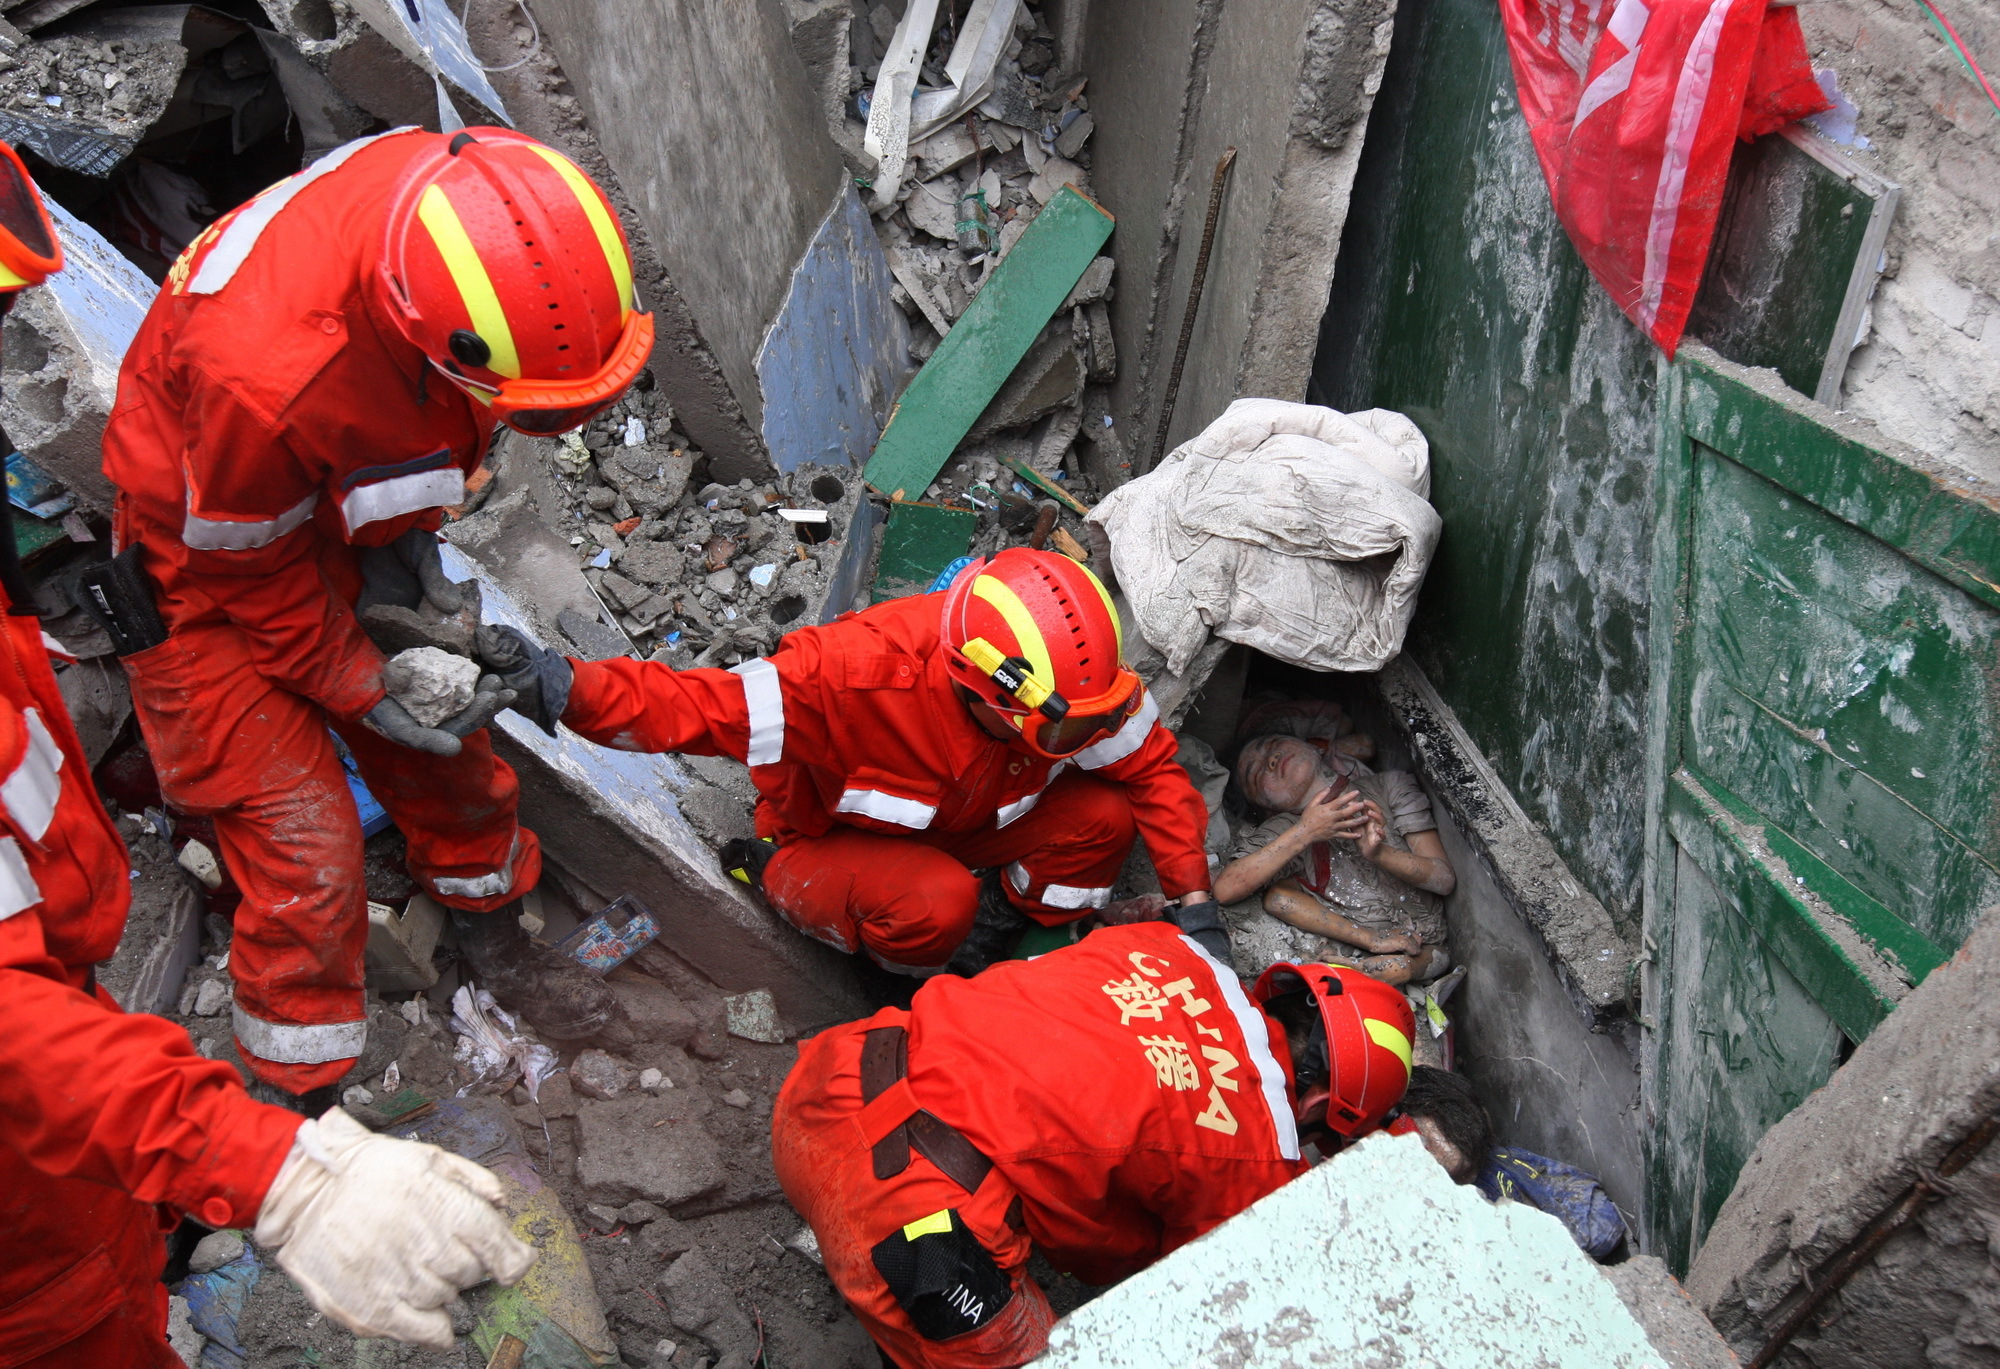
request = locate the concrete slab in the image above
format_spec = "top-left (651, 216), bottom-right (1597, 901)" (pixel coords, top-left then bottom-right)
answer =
top-left (1031, 1131), bottom-right (1668, 1367)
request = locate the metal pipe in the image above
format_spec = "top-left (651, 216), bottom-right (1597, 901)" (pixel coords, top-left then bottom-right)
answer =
top-left (1148, 147), bottom-right (1236, 473)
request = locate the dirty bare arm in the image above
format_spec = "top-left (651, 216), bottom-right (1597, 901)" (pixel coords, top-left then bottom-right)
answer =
top-left (1261, 878), bottom-right (1423, 955)
top-left (1356, 807), bottom-right (1456, 897)
top-left (1211, 787), bottom-right (1370, 904)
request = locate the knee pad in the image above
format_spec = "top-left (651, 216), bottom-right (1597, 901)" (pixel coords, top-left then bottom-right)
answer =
top-left (871, 1209), bottom-right (1013, 1342)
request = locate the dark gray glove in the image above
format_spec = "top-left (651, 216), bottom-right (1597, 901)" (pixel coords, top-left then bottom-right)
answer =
top-left (362, 674), bottom-right (515, 756)
top-left (1170, 895), bottom-right (1234, 972)
top-left (356, 529), bottom-right (462, 616)
top-left (474, 623), bottom-right (572, 736)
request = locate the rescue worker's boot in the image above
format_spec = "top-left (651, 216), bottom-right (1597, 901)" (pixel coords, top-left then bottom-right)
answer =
top-left (945, 873), bottom-right (1033, 978)
top-left (449, 904), bottom-right (629, 1043)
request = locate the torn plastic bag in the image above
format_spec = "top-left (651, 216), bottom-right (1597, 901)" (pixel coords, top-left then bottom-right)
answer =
top-left (176, 1244), bottom-right (261, 1369)
top-left (1088, 399), bottom-right (1441, 676)
top-left (1496, 0), bottom-right (1828, 354)
top-left (450, 983), bottom-right (559, 1101)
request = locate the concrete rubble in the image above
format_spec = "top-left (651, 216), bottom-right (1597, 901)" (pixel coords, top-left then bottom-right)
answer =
top-left (382, 646), bottom-right (481, 728)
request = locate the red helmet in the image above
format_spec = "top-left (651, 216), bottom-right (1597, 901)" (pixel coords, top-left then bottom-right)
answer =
top-left (376, 128), bottom-right (654, 435)
top-left (0, 142), bottom-right (61, 295)
top-left (1252, 962), bottom-right (1414, 1139)
top-left (938, 549), bottom-right (1144, 760)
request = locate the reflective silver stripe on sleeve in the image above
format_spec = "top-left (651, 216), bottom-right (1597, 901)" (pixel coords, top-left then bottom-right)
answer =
top-left (231, 1004), bottom-right (369, 1064)
top-left (188, 129), bottom-right (416, 294)
top-left (729, 658), bottom-right (786, 766)
top-left (1073, 689), bottom-right (1160, 770)
top-left (0, 836), bottom-right (40, 921)
top-left (182, 492), bottom-right (318, 551)
top-left (341, 469), bottom-right (466, 534)
top-left (834, 789), bottom-right (938, 830)
top-left (2, 708), bottom-right (64, 842)
top-left (1039, 881), bottom-right (1111, 910)
top-left (1179, 933), bottom-right (1301, 1161)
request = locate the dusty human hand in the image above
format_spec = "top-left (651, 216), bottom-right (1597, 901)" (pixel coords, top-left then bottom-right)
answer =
top-left (1354, 801), bottom-right (1390, 860)
top-left (1297, 784), bottom-right (1369, 843)
top-left (1370, 928), bottom-right (1423, 956)
top-left (1099, 893), bottom-right (1169, 925)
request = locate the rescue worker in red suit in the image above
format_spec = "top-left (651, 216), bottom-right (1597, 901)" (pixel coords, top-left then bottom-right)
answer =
top-left (475, 548), bottom-right (1229, 975)
top-left (99, 126), bottom-right (656, 1100)
top-left (0, 140), bottom-right (536, 1368)
top-left (773, 923), bottom-right (1418, 1367)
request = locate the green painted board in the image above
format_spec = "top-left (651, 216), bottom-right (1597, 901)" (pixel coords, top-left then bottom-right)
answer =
top-left (873, 501), bottom-right (976, 602)
top-left (864, 187), bottom-right (1113, 502)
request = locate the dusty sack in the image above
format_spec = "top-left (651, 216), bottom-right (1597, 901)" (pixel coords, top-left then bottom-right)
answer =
top-left (1088, 399), bottom-right (1441, 675)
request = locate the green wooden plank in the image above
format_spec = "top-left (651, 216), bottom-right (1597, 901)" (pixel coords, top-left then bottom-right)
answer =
top-left (1665, 771), bottom-right (1904, 1041)
top-left (1680, 349), bottom-right (2000, 611)
top-left (864, 187), bottom-right (1114, 501)
top-left (872, 501), bottom-right (975, 602)
top-left (999, 455), bottom-right (1089, 516)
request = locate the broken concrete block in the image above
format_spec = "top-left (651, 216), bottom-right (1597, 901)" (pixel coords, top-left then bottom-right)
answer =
top-left (571, 1048), bottom-right (635, 1101)
top-left (1083, 301), bottom-right (1117, 383)
top-left (723, 990), bottom-right (784, 1044)
top-left (1063, 255), bottom-right (1115, 308)
top-left (638, 1067), bottom-right (669, 1094)
top-left (585, 1201), bottom-right (624, 1231)
top-left (97, 876), bottom-right (202, 1015)
top-left (910, 122), bottom-right (979, 180)
top-left (1054, 110), bottom-right (1095, 160)
top-left (188, 1228), bottom-right (244, 1275)
top-left (577, 1095), bottom-right (726, 1207)
top-left (609, 975), bottom-right (698, 1049)
top-left (657, 1250), bottom-right (760, 1360)
top-left (1031, 405), bottom-right (1084, 475)
top-left (166, 1294), bottom-right (203, 1366)
top-left (1029, 156), bottom-right (1087, 205)
top-left (599, 570), bottom-right (652, 614)
top-left (558, 607), bottom-right (630, 662)
top-left (536, 1069), bottom-right (579, 1118)
top-left (617, 539), bottom-right (686, 589)
top-left (705, 568), bottom-right (740, 600)
top-left (382, 647), bottom-right (480, 728)
top-left (719, 1088), bottom-right (753, 1110)
top-left (365, 895), bottom-right (444, 993)
top-left (177, 839), bottom-right (223, 892)
top-left (192, 977), bottom-right (229, 1017)
top-left (967, 329), bottom-right (1086, 442)
top-left (904, 177), bottom-right (961, 241)
top-left (359, 578), bottom-right (485, 659)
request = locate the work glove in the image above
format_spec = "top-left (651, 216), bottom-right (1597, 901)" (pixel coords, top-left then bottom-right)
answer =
top-left (475, 623), bottom-right (573, 736)
top-left (1171, 895), bottom-right (1234, 972)
top-left (356, 528), bottom-right (463, 616)
top-left (362, 675), bottom-right (515, 756)
top-left (253, 1108), bottom-right (536, 1348)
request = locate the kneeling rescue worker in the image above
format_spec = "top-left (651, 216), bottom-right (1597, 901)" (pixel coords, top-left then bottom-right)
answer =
top-left (0, 140), bottom-right (533, 1367)
top-left (771, 920), bottom-right (1417, 1367)
top-left (476, 547), bottom-right (1227, 974)
top-left (96, 125), bottom-right (655, 1100)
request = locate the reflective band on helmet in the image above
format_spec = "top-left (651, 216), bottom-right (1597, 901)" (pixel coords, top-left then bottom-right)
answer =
top-left (189, 129), bottom-right (415, 295)
top-left (182, 492), bottom-right (318, 551)
top-left (1366, 1017), bottom-right (1413, 1071)
top-left (341, 467), bottom-right (465, 533)
top-left (1073, 689), bottom-right (1158, 770)
top-left (0, 836), bottom-right (41, 921)
top-left (524, 144), bottom-right (633, 321)
top-left (1039, 881), bottom-right (1110, 910)
top-left (730, 659), bottom-right (785, 766)
top-left (835, 788), bottom-right (937, 830)
top-left (417, 183), bottom-right (521, 379)
top-left (233, 1005), bottom-right (368, 1065)
top-left (2, 708), bottom-right (63, 842)
top-left (1179, 933), bottom-right (1300, 1161)
top-left (0, 260), bottom-right (27, 291)
top-left (971, 575), bottom-right (1054, 690)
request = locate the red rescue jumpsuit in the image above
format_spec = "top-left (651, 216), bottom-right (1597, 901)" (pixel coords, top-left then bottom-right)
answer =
top-left (0, 598), bottom-right (302, 1367)
top-left (101, 130), bottom-right (540, 1093)
top-left (772, 922), bottom-right (1309, 1368)
top-left (561, 594), bottom-right (1213, 970)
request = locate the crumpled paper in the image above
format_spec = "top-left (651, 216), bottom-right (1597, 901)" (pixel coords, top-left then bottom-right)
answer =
top-left (449, 983), bottom-right (558, 1101)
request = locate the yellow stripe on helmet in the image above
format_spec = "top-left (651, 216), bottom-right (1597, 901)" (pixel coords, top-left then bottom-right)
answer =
top-left (525, 144), bottom-right (634, 321)
top-left (972, 575), bottom-right (1054, 691)
top-left (1078, 562), bottom-right (1123, 656)
top-left (1365, 1018), bottom-right (1413, 1073)
top-left (0, 261), bottom-right (28, 290)
top-left (416, 183), bottom-right (520, 379)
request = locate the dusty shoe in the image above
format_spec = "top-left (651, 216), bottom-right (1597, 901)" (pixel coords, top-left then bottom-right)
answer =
top-left (945, 873), bottom-right (1033, 978)
top-left (450, 904), bottom-right (628, 1043)
top-left (247, 1079), bottom-right (343, 1119)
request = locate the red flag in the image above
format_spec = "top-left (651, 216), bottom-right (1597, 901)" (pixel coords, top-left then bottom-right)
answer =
top-left (1497, 0), bottom-right (1829, 354)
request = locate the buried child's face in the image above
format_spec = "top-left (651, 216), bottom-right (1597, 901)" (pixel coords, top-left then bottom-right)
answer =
top-left (1237, 734), bottom-right (1334, 814)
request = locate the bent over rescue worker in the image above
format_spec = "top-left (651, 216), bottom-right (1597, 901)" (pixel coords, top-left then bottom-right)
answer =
top-left (99, 126), bottom-right (655, 1096)
top-left (770, 921), bottom-right (1417, 1368)
top-left (0, 140), bottom-right (532, 1367)
top-left (476, 549), bottom-right (1223, 973)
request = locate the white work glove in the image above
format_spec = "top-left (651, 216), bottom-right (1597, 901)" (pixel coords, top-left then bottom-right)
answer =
top-left (253, 1108), bottom-right (536, 1348)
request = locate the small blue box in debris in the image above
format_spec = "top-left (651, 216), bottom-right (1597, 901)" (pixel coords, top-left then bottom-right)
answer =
top-left (6, 450), bottom-right (73, 519)
top-left (552, 895), bottom-right (659, 975)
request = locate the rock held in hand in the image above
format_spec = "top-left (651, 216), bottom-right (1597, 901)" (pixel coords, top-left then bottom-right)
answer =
top-left (382, 647), bottom-right (480, 728)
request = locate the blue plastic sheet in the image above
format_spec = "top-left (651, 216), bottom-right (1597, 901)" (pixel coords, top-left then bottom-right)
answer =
top-left (177, 1245), bottom-right (261, 1369)
top-left (1476, 1147), bottom-right (1628, 1259)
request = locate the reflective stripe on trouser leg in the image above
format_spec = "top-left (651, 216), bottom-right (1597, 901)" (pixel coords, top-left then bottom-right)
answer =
top-left (231, 1004), bottom-right (369, 1064)
top-left (431, 832), bottom-right (523, 899)
top-left (1004, 861), bottom-right (1111, 911)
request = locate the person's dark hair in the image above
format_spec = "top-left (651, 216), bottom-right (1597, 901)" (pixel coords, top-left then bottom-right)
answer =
top-left (1400, 1065), bottom-right (1492, 1165)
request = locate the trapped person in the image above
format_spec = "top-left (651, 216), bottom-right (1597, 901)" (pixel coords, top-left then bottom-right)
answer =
top-left (1214, 700), bottom-right (1454, 985)
top-left (0, 143), bottom-right (533, 1366)
top-left (476, 549), bottom-right (1225, 975)
top-left (770, 923), bottom-right (1417, 1368)
top-left (99, 127), bottom-right (655, 1100)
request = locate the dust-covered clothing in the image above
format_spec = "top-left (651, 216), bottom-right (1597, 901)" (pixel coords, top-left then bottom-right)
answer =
top-left (1235, 767), bottom-right (1446, 954)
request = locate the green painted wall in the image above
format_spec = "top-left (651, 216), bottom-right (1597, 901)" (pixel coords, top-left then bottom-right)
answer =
top-left (1311, 0), bottom-right (1658, 936)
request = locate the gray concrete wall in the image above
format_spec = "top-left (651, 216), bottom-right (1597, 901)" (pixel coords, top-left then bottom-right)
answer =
top-left (1082, 0), bottom-right (1396, 476)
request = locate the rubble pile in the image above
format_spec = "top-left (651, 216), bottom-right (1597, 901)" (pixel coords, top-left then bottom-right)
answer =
top-left (519, 376), bottom-right (867, 669)
top-left (0, 33), bottom-right (186, 143)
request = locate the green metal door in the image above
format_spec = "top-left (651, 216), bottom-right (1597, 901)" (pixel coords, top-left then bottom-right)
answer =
top-left (1643, 347), bottom-right (2000, 1270)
